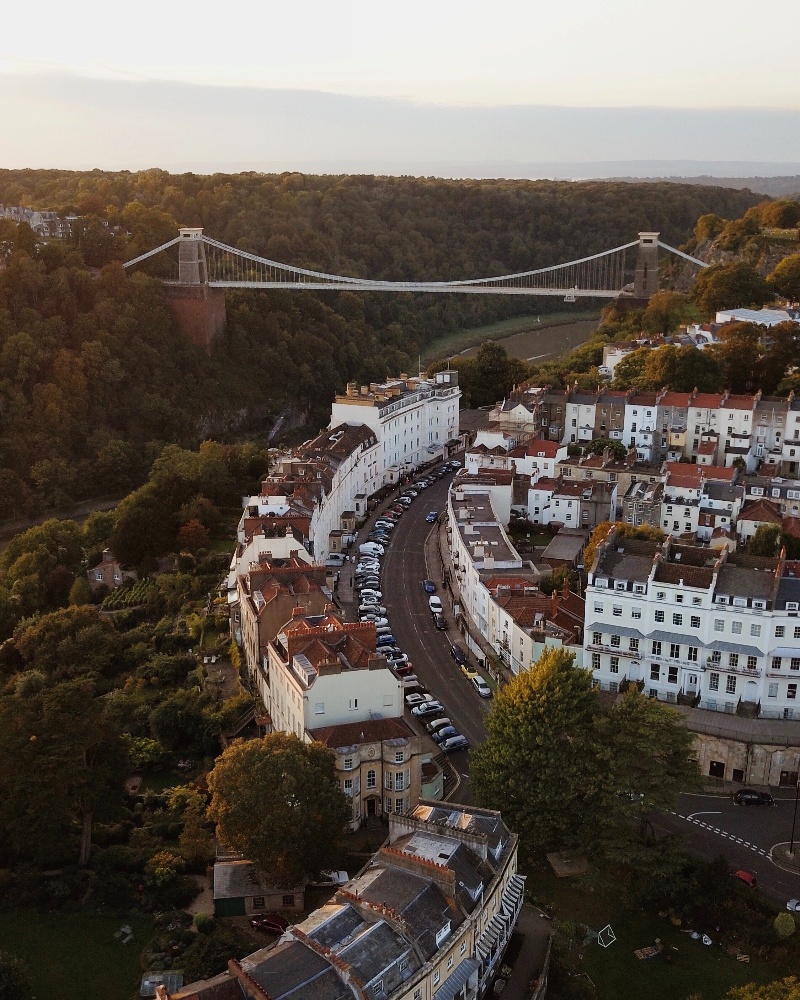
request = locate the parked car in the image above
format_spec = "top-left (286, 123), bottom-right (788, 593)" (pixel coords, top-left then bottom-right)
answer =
top-left (359, 542), bottom-right (384, 556)
top-left (426, 511), bottom-right (438, 523)
top-left (423, 580), bottom-right (436, 594)
top-left (787, 899), bottom-right (800, 912)
top-left (433, 613), bottom-right (448, 630)
top-left (367, 533), bottom-right (389, 544)
top-left (450, 644), bottom-right (467, 665)
top-left (733, 789), bottom-right (775, 807)
top-left (389, 505), bottom-right (406, 515)
top-left (471, 676), bottom-right (492, 698)
top-left (250, 914), bottom-right (290, 934)
top-left (441, 735), bottom-right (470, 753)
top-left (405, 692), bottom-right (433, 707)
top-left (374, 520), bottom-right (395, 530)
top-left (429, 596), bottom-right (443, 613)
top-left (432, 726), bottom-right (460, 743)
top-left (361, 617), bottom-right (389, 628)
top-left (394, 662), bottom-right (414, 675)
top-left (396, 497), bottom-right (413, 507)
top-left (357, 559), bottom-right (380, 571)
top-left (357, 579), bottom-right (381, 591)
top-left (359, 588), bottom-right (382, 600)
top-left (461, 661), bottom-right (478, 679)
top-left (735, 870), bottom-right (758, 888)
top-left (411, 700), bottom-right (444, 718)
top-left (374, 625), bottom-right (393, 635)
top-left (377, 634), bottom-right (398, 647)
top-left (427, 717), bottom-right (453, 733)
top-left (359, 605), bottom-right (387, 616)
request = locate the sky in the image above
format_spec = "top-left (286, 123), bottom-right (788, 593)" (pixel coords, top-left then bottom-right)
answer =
top-left (2, 0), bottom-right (800, 174)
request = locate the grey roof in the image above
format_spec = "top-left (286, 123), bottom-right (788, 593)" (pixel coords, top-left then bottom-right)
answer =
top-left (339, 920), bottom-right (416, 988)
top-left (307, 904), bottom-right (365, 949)
top-left (716, 565), bottom-right (774, 600)
top-left (213, 861), bottom-right (287, 900)
top-left (433, 960), bottom-right (480, 1000)
top-left (586, 623), bottom-right (645, 640)
top-left (244, 940), bottom-right (347, 1000)
top-left (541, 532), bottom-right (588, 561)
top-left (776, 578), bottom-right (800, 609)
top-left (596, 539), bottom-right (659, 582)
top-left (649, 630), bottom-right (693, 646)
top-left (707, 640), bottom-right (763, 657)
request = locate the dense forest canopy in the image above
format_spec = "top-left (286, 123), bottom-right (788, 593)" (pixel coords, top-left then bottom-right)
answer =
top-left (0, 169), bottom-right (766, 518)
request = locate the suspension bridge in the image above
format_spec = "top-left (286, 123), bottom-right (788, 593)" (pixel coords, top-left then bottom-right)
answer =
top-left (124, 228), bottom-right (708, 301)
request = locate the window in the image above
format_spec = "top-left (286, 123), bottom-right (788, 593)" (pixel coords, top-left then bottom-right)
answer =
top-left (768, 683), bottom-right (779, 699)
top-left (657, 591), bottom-right (666, 601)
top-left (793, 658), bottom-right (800, 671)
top-left (773, 657), bottom-right (783, 670)
top-left (385, 797), bottom-right (392, 813)
top-left (253, 896), bottom-right (265, 909)
top-left (344, 778), bottom-right (353, 794)
top-left (655, 610), bottom-right (665, 623)
top-left (776, 626), bottom-right (786, 638)
top-left (687, 646), bottom-right (698, 662)
top-left (447, 956), bottom-right (454, 970)
top-left (610, 656), bottom-right (620, 674)
top-left (652, 641), bottom-right (662, 655)
top-left (349, 698), bottom-right (359, 711)
top-left (629, 638), bottom-right (639, 653)
top-left (726, 676), bottom-right (736, 694)
top-left (711, 650), bottom-right (721, 664)
top-left (433, 972), bottom-right (440, 987)
top-left (692, 596), bottom-right (702, 605)
top-left (592, 631), bottom-right (602, 646)
top-left (668, 666), bottom-right (678, 684)
top-left (315, 702), bottom-right (325, 714)
top-left (373, 984), bottom-right (383, 997)
top-left (395, 772), bottom-right (404, 791)
top-left (709, 673), bottom-right (719, 691)
top-left (396, 797), bottom-right (404, 813)
top-left (714, 619), bottom-right (724, 632)
top-left (610, 634), bottom-right (620, 648)
top-left (395, 750), bottom-right (405, 763)
top-left (747, 656), bottom-right (758, 670)
top-left (283, 894), bottom-right (295, 907)
top-left (673, 614), bottom-right (683, 626)
top-left (650, 664), bottom-right (660, 681)
top-left (670, 643), bottom-right (681, 659)
top-left (731, 621), bottom-right (742, 635)
top-left (751, 624), bottom-right (762, 637)
top-left (344, 757), bottom-right (353, 771)
top-left (460, 942), bottom-right (467, 956)
top-left (593, 603), bottom-right (604, 614)
top-left (591, 653), bottom-right (601, 670)
top-left (795, 626), bottom-right (800, 639)
top-left (691, 616), bottom-right (701, 629)
top-left (676, 594), bottom-right (684, 604)
top-left (612, 605), bottom-right (622, 617)
top-left (790, 684), bottom-right (798, 700)
top-left (729, 653), bottom-right (739, 668)
top-left (367, 769), bottom-right (376, 789)
top-left (632, 607), bottom-right (642, 619)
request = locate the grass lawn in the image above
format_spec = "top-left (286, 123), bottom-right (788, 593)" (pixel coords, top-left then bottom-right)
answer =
top-left (420, 310), bottom-right (598, 364)
top-left (0, 909), bottom-right (156, 1000)
top-left (526, 868), bottom-right (777, 1000)
top-left (139, 768), bottom-right (188, 793)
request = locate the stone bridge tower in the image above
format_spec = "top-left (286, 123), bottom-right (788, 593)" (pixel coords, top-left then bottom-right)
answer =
top-left (163, 228), bottom-right (227, 351)
top-left (633, 232), bottom-right (660, 299)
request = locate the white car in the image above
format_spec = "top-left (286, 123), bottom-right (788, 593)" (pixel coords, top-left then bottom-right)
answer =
top-left (360, 589), bottom-right (382, 600)
top-left (362, 617), bottom-right (389, 628)
top-left (788, 899), bottom-right (800, 912)
top-left (428, 596), bottom-right (443, 614)
top-left (471, 676), bottom-right (492, 698)
top-left (411, 700), bottom-right (444, 718)
top-left (405, 692), bottom-right (433, 707)
top-left (427, 717), bottom-right (452, 733)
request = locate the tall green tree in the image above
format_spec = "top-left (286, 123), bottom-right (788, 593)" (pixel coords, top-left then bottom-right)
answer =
top-left (207, 732), bottom-right (350, 886)
top-left (691, 262), bottom-right (771, 317)
top-left (726, 980), bottom-right (800, 1000)
top-left (769, 254), bottom-right (800, 302)
top-left (471, 648), bottom-right (603, 855)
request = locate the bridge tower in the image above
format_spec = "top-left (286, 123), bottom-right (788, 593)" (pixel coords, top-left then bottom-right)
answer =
top-left (633, 232), bottom-right (660, 299)
top-left (163, 227), bottom-right (227, 351)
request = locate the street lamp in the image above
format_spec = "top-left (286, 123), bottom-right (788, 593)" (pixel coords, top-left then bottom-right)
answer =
top-left (790, 778), bottom-right (800, 857)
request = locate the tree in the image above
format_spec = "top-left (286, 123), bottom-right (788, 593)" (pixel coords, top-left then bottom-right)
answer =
top-left (470, 648), bottom-right (603, 856)
top-left (708, 322), bottom-right (763, 393)
top-left (640, 291), bottom-right (693, 335)
top-left (177, 518), bottom-right (210, 552)
top-left (0, 677), bottom-right (128, 866)
top-left (12, 605), bottom-right (120, 680)
top-left (769, 255), bottom-right (800, 302)
top-left (726, 980), bottom-right (800, 1000)
top-left (68, 575), bottom-right (94, 606)
top-left (207, 732), bottom-right (350, 886)
top-left (749, 523), bottom-right (782, 557)
top-left (0, 951), bottom-right (35, 1000)
top-left (691, 262), bottom-right (771, 317)
top-left (585, 438), bottom-right (626, 461)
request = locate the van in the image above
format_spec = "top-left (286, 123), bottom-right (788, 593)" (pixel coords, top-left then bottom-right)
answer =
top-left (325, 553), bottom-right (346, 567)
top-left (360, 542), bottom-right (385, 557)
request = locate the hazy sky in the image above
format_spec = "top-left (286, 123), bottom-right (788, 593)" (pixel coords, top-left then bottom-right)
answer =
top-left (3, 0), bottom-right (800, 173)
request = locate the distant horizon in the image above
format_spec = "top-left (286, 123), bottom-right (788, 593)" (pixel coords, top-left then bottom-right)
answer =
top-left (2, 73), bottom-right (799, 178)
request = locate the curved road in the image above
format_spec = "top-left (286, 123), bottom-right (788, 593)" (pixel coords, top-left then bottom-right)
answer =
top-left (357, 468), bottom-right (490, 799)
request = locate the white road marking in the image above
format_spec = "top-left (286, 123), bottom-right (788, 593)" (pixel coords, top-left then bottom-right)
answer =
top-left (671, 810), bottom-right (767, 855)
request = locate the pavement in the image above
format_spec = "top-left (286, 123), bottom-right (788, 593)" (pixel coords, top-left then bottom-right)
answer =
top-left (501, 904), bottom-right (553, 1000)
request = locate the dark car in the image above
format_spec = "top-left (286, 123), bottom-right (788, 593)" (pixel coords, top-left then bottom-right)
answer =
top-left (423, 579), bottom-right (436, 594)
top-left (376, 634), bottom-right (397, 646)
top-left (450, 644), bottom-right (467, 665)
top-left (733, 789), bottom-right (775, 807)
top-left (433, 613), bottom-right (448, 630)
top-left (426, 510), bottom-right (438, 523)
top-left (250, 913), bottom-right (290, 934)
top-left (432, 726), bottom-right (459, 743)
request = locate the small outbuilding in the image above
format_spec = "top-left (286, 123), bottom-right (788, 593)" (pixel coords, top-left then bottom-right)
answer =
top-left (212, 861), bottom-right (304, 917)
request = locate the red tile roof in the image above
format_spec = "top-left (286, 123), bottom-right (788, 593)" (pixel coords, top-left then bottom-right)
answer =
top-left (739, 498), bottom-right (783, 524)
top-left (310, 716), bottom-right (415, 747)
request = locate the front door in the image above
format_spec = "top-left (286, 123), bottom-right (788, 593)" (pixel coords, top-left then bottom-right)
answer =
top-left (685, 674), bottom-right (698, 695)
top-left (367, 798), bottom-right (377, 816)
